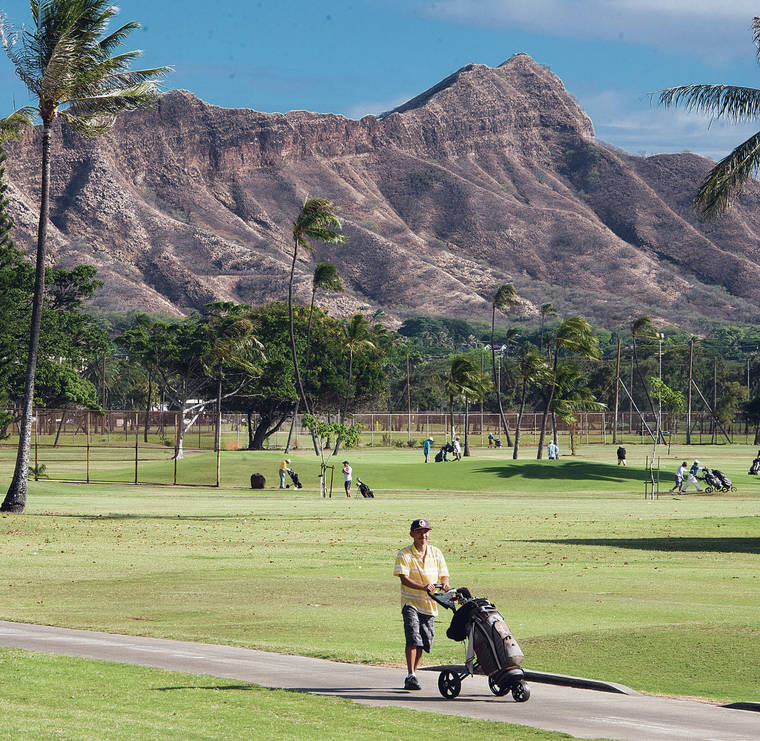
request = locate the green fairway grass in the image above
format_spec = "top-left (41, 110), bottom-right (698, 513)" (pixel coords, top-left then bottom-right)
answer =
top-left (0, 648), bottom-right (597, 740)
top-left (0, 444), bottom-right (758, 704)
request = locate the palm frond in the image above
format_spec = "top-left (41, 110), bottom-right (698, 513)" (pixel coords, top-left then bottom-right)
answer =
top-left (0, 107), bottom-right (37, 141)
top-left (694, 129), bottom-right (760, 220)
top-left (493, 282), bottom-right (518, 311)
top-left (658, 84), bottom-right (760, 123)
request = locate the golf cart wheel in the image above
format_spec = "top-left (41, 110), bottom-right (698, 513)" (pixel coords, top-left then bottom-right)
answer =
top-left (488, 674), bottom-right (511, 696)
top-left (705, 486), bottom-right (713, 493)
top-left (731, 486), bottom-right (737, 492)
top-left (437, 671), bottom-right (461, 699)
top-left (512, 681), bottom-right (531, 702)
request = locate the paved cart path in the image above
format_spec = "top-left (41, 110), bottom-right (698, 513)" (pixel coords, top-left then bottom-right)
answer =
top-left (0, 621), bottom-right (757, 741)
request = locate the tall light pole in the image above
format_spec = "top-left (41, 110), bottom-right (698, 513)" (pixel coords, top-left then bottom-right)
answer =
top-left (650, 332), bottom-right (665, 498)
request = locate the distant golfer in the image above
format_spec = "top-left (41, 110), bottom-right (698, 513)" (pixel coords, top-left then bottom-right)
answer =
top-left (393, 518), bottom-right (449, 691)
top-left (279, 458), bottom-right (291, 489)
top-left (423, 437), bottom-right (433, 463)
top-left (342, 460), bottom-right (352, 497)
top-left (547, 440), bottom-right (559, 460)
top-left (681, 460), bottom-right (703, 493)
top-left (669, 461), bottom-right (688, 493)
top-left (616, 446), bottom-right (627, 466)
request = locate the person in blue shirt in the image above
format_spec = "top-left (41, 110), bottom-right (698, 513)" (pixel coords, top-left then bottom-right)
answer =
top-left (547, 440), bottom-right (559, 460)
top-left (681, 460), bottom-right (703, 493)
top-left (422, 437), bottom-right (433, 463)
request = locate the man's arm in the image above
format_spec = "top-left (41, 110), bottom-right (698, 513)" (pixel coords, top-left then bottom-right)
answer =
top-left (398, 574), bottom-right (437, 593)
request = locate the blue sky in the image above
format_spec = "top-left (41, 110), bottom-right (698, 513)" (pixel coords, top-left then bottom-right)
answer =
top-left (2, 0), bottom-right (760, 159)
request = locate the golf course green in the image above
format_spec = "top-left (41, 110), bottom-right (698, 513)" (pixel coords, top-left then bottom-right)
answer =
top-left (0, 442), bottom-right (758, 736)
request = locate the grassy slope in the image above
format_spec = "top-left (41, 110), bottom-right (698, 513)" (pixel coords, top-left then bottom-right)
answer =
top-left (1, 648), bottom-right (594, 740)
top-left (0, 443), bottom-right (758, 704)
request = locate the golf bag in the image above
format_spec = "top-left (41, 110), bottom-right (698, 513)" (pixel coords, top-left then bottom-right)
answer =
top-left (749, 458), bottom-right (760, 475)
top-left (434, 449), bottom-right (444, 463)
top-left (712, 469), bottom-right (732, 490)
top-left (494, 438), bottom-right (503, 448)
top-left (356, 477), bottom-right (374, 498)
top-left (447, 597), bottom-right (523, 677)
top-left (287, 468), bottom-right (303, 489)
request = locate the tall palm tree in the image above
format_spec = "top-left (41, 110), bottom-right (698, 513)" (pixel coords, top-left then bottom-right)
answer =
top-left (332, 314), bottom-right (375, 456)
top-left (446, 354), bottom-right (487, 455)
top-left (512, 347), bottom-right (549, 459)
top-left (491, 283), bottom-right (518, 447)
top-left (539, 302), bottom-right (557, 355)
top-left (0, 0), bottom-right (169, 513)
top-left (537, 316), bottom-right (600, 458)
top-left (286, 198), bottom-right (344, 455)
top-left (305, 261), bottom-right (343, 369)
top-left (659, 17), bottom-right (760, 220)
top-left (288, 199), bottom-right (344, 413)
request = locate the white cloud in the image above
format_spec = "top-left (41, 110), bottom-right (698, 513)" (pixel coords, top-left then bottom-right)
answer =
top-left (580, 88), bottom-right (759, 158)
top-left (419, 0), bottom-right (759, 60)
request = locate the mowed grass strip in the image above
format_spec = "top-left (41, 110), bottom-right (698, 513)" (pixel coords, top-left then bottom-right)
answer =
top-left (0, 445), bottom-right (758, 703)
top-left (0, 648), bottom-right (596, 741)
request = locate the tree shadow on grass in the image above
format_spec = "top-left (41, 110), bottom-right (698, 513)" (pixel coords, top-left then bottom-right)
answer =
top-left (528, 537), bottom-right (760, 554)
top-left (477, 461), bottom-right (645, 483)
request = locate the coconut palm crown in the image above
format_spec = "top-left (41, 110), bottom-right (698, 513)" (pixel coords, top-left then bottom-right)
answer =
top-left (659, 16), bottom-right (760, 220)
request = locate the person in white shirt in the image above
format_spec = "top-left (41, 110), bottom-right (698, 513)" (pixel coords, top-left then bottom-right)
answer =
top-left (669, 461), bottom-right (688, 493)
top-left (342, 460), bottom-right (352, 497)
top-left (452, 436), bottom-right (462, 460)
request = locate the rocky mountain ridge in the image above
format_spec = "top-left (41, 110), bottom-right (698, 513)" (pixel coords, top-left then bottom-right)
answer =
top-left (4, 53), bottom-right (760, 331)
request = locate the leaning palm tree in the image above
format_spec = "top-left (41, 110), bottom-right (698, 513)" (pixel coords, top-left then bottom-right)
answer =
top-left (0, 0), bottom-right (169, 513)
top-left (537, 316), bottom-right (600, 458)
top-left (490, 283), bottom-right (518, 447)
top-left (551, 361), bottom-right (606, 455)
top-left (659, 16), bottom-right (760, 220)
top-left (286, 197), bottom-right (344, 455)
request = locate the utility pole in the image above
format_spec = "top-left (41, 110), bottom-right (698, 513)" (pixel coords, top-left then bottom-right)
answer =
top-left (613, 337), bottom-right (621, 444)
top-left (713, 356), bottom-right (717, 444)
top-left (687, 338), bottom-right (693, 445)
top-left (406, 353), bottom-right (411, 443)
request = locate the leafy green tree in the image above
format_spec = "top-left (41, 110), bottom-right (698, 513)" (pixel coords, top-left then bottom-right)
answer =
top-left (1, 0), bottom-right (169, 512)
top-left (490, 284), bottom-right (518, 447)
top-left (742, 395), bottom-right (760, 444)
top-left (446, 354), bottom-right (489, 455)
top-left (537, 316), bottom-right (600, 458)
top-left (659, 17), bottom-right (760, 219)
top-left (513, 347), bottom-right (550, 459)
top-left (200, 302), bottom-right (263, 456)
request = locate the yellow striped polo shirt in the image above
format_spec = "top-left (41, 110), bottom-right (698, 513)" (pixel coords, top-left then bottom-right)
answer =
top-left (393, 543), bottom-right (449, 616)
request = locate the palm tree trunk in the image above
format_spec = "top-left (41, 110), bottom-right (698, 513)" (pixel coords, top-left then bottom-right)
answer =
top-left (284, 399), bottom-right (299, 453)
top-left (288, 238), bottom-right (309, 415)
top-left (53, 406), bottom-right (66, 448)
top-left (287, 239), bottom-right (319, 456)
top-left (513, 383), bottom-right (527, 459)
top-left (491, 307), bottom-right (513, 447)
top-left (537, 352), bottom-right (559, 459)
top-left (463, 399), bottom-right (470, 456)
top-left (2, 121), bottom-right (52, 513)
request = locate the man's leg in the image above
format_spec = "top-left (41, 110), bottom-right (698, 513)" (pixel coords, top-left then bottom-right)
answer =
top-left (405, 645), bottom-right (422, 674)
top-left (279, 470), bottom-right (285, 488)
